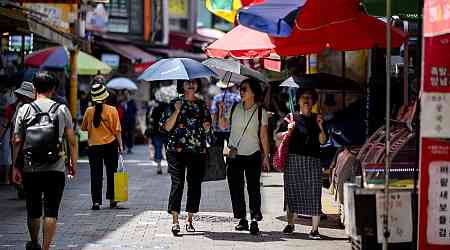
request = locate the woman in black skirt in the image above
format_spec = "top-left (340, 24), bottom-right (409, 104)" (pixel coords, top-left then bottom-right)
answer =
top-left (276, 88), bottom-right (327, 239)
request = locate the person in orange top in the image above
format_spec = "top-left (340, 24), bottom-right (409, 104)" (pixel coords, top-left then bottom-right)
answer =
top-left (81, 83), bottom-right (123, 210)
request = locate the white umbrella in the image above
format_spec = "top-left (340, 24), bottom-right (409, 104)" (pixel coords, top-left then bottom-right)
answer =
top-left (106, 77), bottom-right (138, 90)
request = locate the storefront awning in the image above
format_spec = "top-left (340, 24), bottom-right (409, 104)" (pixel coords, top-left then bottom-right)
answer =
top-left (0, 6), bottom-right (76, 47)
top-left (99, 41), bottom-right (157, 64)
top-left (145, 48), bottom-right (207, 61)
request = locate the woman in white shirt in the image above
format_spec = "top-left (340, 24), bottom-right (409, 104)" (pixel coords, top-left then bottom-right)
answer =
top-left (218, 78), bottom-right (270, 235)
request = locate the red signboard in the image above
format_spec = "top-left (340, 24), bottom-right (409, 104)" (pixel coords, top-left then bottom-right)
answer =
top-left (419, 138), bottom-right (450, 249)
top-left (423, 34), bottom-right (450, 93)
top-left (424, 0), bottom-right (450, 37)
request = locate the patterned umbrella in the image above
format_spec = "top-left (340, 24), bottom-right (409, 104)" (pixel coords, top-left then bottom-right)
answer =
top-left (25, 47), bottom-right (111, 75)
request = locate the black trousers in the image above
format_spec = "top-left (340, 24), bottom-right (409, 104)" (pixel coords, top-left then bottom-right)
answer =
top-left (88, 141), bottom-right (118, 205)
top-left (227, 151), bottom-right (263, 221)
top-left (167, 152), bottom-right (205, 214)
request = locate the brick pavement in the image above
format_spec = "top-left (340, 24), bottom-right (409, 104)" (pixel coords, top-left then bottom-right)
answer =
top-left (0, 145), bottom-right (350, 250)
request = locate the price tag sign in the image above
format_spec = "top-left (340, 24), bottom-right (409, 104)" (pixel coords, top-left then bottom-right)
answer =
top-left (376, 192), bottom-right (413, 243)
top-left (421, 93), bottom-right (450, 138)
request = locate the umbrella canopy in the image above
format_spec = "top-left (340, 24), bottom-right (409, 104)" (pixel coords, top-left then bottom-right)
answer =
top-left (281, 73), bottom-right (362, 90)
top-left (24, 47), bottom-right (111, 75)
top-left (205, 0), bottom-right (264, 23)
top-left (202, 58), bottom-right (268, 83)
top-left (238, 0), bottom-right (306, 37)
top-left (106, 77), bottom-right (138, 90)
top-left (234, 0), bottom-right (407, 56)
top-left (273, 13), bottom-right (407, 56)
top-left (206, 25), bottom-right (275, 59)
top-left (137, 58), bottom-right (218, 82)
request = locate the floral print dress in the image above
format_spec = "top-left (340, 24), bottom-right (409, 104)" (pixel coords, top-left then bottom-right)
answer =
top-left (160, 96), bottom-right (212, 154)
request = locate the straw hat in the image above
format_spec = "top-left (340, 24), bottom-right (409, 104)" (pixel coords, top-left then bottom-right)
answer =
top-left (14, 81), bottom-right (34, 99)
top-left (90, 83), bottom-right (109, 103)
top-left (216, 80), bottom-right (235, 89)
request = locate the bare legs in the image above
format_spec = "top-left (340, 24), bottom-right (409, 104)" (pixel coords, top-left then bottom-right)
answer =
top-left (28, 217), bottom-right (57, 250)
top-left (42, 218), bottom-right (57, 250)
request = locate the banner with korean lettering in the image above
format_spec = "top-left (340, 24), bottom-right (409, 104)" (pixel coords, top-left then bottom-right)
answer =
top-left (422, 34), bottom-right (450, 93)
top-left (420, 0), bottom-right (450, 249)
top-left (419, 139), bottom-right (450, 249)
top-left (419, 2), bottom-right (450, 249)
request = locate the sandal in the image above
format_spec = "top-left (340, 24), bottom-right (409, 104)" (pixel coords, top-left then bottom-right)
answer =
top-left (185, 222), bottom-right (195, 232)
top-left (172, 224), bottom-right (180, 236)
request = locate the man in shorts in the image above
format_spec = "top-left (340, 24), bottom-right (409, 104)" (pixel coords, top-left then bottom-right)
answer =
top-left (12, 71), bottom-right (77, 250)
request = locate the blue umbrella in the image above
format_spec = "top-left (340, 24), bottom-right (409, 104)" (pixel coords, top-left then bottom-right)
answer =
top-left (237, 0), bottom-right (307, 37)
top-left (138, 58), bottom-right (217, 81)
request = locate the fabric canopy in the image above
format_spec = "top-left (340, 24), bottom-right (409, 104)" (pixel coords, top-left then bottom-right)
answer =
top-left (206, 25), bottom-right (275, 59)
top-left (238, 0), bottom-right (306, 37)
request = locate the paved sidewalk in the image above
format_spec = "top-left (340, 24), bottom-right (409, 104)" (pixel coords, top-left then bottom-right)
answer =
top-left (0, 145), bottom-right (350, 250)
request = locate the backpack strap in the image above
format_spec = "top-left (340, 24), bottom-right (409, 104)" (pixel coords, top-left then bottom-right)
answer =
top-left (30, 102), bottom-right (42, 113)
top-left (229, 102), bottom-right (238, 128)
top-left (257, 105), bottom-right (262, 140)
top-left (48, 103), bottom-right (61, 114)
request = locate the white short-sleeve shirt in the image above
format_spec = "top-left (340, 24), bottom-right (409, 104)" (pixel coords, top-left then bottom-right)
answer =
top-left (228, 103), bottom-right (268, 156)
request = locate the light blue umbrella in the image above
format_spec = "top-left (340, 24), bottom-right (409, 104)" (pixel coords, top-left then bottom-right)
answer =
top-left (280, 77), bottom-right (299, 113)
top-left (138, 58), bottom-right (217, 81)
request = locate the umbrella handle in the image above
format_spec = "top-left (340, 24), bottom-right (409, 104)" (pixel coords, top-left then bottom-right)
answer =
top-left (221, 71), bottom-right (233, 102)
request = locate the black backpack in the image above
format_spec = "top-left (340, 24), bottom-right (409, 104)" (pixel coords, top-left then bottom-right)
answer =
top-left (23, 102), bottom-right (62, 165)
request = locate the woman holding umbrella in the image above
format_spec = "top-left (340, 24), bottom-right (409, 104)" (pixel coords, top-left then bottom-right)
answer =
top-left (276, 88), bottom-right (327, 239)
top-left (160, 79), bottom-right (212, 236)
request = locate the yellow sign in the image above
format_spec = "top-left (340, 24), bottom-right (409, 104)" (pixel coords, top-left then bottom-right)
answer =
top-left (24, 3), bottom-right (77, 33)
top-left (169, 0), bottom-right (189, 18)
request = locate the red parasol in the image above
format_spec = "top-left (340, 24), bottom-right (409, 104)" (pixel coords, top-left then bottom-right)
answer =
top-left (207, 0), bottom-right (407, 58)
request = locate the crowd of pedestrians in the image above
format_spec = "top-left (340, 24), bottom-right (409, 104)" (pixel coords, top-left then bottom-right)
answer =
top-left (0, 70), bottom-right (330, 249)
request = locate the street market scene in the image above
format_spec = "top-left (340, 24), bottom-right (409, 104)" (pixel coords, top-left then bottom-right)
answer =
top-left (0, 1), bottom-right (449, 250)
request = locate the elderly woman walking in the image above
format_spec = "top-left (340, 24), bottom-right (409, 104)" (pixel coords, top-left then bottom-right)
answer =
top-left (81, 83), bottom-right (123, 210)
top-left (276, 88), bottom-right (327, 239)
top-left (160, 79), bottom-right (212, 236)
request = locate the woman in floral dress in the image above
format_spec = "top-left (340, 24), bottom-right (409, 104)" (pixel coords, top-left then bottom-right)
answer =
top-left (160, 79), bottom-right (212, 236)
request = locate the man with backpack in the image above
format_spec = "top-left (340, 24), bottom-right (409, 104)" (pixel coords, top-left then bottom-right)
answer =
top-left (11, 71), bottom-right (77, 250)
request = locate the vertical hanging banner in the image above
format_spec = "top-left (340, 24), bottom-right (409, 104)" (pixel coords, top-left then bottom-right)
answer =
top-left (419, 1), bottom-right (450, 250)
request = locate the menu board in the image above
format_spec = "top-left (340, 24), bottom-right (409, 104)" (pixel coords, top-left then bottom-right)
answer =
top-left (427, 161), bottom-right (450, 245)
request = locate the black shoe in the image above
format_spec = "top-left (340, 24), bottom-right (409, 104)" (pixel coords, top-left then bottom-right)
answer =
top-left (157, 168), bottom-right (163, 175)
top-left (25, 241), bottom-right (42, 250)
top-left (172, 224), bottom-right (180, 236)
top-left (250, 221), bottom-right (259, 235)
top-left (185, 222), bottom-right (195, 232)
top-left (91, 203), bottom-right (100, 210)
top-left (235, 219), bottom-right (249, 231)
top-left (309, 230), bottom-right (321, 240)
top-left (283, 224), bottom-right (295, 234)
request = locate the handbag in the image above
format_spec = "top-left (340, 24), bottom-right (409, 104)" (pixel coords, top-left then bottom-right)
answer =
top-left (114, 155), bottom-right (128, 202)
top-left (203, 143), bottom-right (227, 182)
top-left (272, 132), bottom-right (292, 172)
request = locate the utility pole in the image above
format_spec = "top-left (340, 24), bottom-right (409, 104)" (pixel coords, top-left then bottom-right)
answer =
top-left (69, 2), bottom-right (79, 121)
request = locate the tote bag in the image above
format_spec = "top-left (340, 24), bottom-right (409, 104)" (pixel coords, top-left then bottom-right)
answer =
top-left (114, 155), bottom-right (128, 202)
top-left (272, 132), bottom-right (291, 172)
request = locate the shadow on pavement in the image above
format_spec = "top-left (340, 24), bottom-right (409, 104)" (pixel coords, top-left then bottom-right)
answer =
top-left (204, 230), bottom-right (349, 242)
top-left (275, 214), bottom-right (345, 229)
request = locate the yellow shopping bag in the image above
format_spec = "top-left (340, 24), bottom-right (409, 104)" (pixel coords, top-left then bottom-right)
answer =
top-left (114, 155), bottom-right (128, 202)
